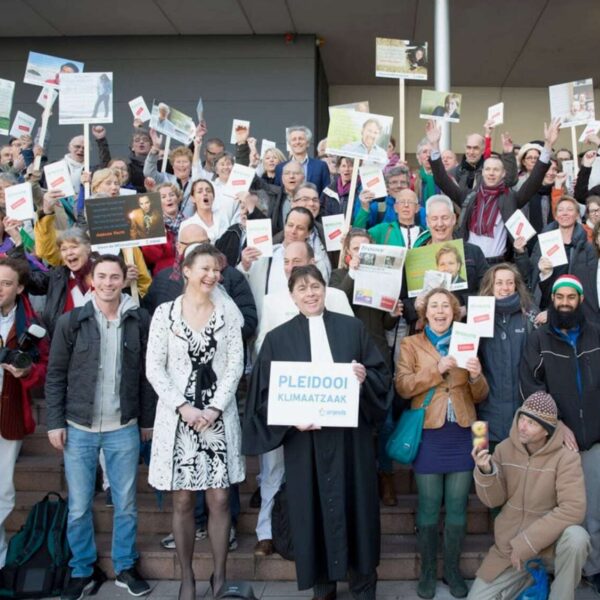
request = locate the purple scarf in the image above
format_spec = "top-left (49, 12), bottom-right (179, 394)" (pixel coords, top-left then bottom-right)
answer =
top-left (469, 183), bottom-right (507, 237)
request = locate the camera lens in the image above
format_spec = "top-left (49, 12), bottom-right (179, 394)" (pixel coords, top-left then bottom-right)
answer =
top-left (13, 353), bottom-right (32, 370)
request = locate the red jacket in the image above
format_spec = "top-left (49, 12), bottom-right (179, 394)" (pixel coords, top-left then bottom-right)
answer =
top-left (0, 295), bottom-right (49, 440)
top-left (141, 229), bottom-right (176, 275)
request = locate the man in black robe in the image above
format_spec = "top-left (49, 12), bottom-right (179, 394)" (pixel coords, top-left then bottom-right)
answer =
top-left (242, 308), bottom-right (391, 600)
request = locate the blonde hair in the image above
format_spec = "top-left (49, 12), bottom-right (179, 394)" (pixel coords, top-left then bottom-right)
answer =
top-left (91, 168), bottom-right (120, 195)
top-left (157, 182), bottom-right (183, 201)
top-left (169, 146), bottom-right (193, 163)
top-left (263, 147), bottom-right (286, 165)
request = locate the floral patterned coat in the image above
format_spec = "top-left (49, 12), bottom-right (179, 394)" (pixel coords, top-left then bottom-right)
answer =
top-left (146, 292), bottom-right (245, 490)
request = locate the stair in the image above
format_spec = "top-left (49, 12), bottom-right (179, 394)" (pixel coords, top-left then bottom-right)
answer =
top-left (8, 400), bottom-right (494, 581)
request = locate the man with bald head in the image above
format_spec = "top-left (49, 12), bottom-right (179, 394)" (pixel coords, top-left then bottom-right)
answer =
top-left (142, 224), bottom-right (257, 341)
top-left (251, 239), bottom-right (353, 558)
top-left (362, 189), bottom-right (423, 248)
top-left (453, 133), bottom-right (486, 191)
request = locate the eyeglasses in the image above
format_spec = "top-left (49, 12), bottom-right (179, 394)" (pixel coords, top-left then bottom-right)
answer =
top-left (395, 199), bottom-right (418, 206)
top-left (294, 196), bottom-right (320, 204)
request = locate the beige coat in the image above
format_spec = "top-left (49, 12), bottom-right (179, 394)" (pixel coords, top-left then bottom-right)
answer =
top-left (474, 417), bottom-right (586, 582)
top-left (395, 331), bottom-right (488, 428)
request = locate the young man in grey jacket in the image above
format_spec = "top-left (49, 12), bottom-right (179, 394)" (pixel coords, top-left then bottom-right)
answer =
top-left (45, 254), bottom-right (156, 599)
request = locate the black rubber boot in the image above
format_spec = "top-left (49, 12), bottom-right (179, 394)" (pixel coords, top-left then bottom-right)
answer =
top-left (416, 525), bottom-right (438, 599)
top-left (442, 524), bottom-right (468, 598)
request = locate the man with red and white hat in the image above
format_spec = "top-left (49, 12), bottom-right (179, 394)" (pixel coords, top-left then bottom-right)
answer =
top-left (521, 273), bottom-right (600, 595)
top-left (470, 391), bottom-right (589, 599)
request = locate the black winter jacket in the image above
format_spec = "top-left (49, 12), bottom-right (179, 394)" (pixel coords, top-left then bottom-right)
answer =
top-left (45, 300), bottom-right (156, 431)
top-left (141, 265), bottom-right (257, 341)
top-left (520, 321), bottom-right (600, 450)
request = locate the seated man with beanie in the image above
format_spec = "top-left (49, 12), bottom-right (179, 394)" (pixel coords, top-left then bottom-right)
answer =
top-left (469, 392), bottom-right (589, 600)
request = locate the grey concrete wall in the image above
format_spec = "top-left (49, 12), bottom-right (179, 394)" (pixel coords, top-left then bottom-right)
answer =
top-left (0, 35), bottom-right (317, 164)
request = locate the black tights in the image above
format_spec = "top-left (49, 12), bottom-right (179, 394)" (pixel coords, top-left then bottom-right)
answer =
top-left (172, 488), bottom-right (231, 599)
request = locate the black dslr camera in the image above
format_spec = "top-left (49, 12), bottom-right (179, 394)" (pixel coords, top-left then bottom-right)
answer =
top-left (0, 324), bottom-right (46, 370)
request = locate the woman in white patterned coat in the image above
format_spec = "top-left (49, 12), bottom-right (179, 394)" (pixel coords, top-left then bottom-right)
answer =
top-left (146, 243), bottom-right (245, 600)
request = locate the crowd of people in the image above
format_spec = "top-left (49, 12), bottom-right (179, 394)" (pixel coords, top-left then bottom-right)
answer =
top-left (1, 98), bottom-right (600, 600)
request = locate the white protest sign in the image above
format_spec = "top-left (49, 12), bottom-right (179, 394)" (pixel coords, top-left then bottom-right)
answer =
top-left (467, 297), bottom-right (495, 338)
top-left (449, 322), bottom-right (480, 369)
top-left (353, 243), bottom-right (407, 311)
top-left (504, 209), bottom-right (537, 243)
top-left (579, 121), bottom-right (600, 143)
top-left (246, 219), bottom-right (273, 258)
top-left (561, 159), bottom-right (576, 192)
top-left (538, 230), bottom-right (568, 267)
top-left (0, 78), bottom-right (16, 136)
top-left (268, 362), bottom-right (360, 428)
top-left (359, 165), bottom-right (387, 198)
top-left (44, 160), bottom-right (75, 198)
top-left (128, 96), bottom-right (151, 122)
top-left (422, 270), bottom-right (452, 293)
top-left (487, 102), bottom-right (504, 127)
top-left (260, 139), bottom-right (276, 158)
top-left (549, 78), bottom-right (595, 128)
top-left (230, 119), bottom-right (250, 144)
top-left (36, 87), bottom-right (58, 109)
top-left (5, 182), bottom-right (34, 221)
top-left (9, 111), bottom-right (36, 139)
top-left (223, 164), bottom-right (255, 199)
top-left (321, 214), bottom-right (345, 252)
top-left (59, 72), bottom-right (113, 125)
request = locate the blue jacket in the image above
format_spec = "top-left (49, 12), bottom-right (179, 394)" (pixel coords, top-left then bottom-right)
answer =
top-left (274, 157), bottom-right (330, 195)
top-left (478, 296), bottom-right (535, 442)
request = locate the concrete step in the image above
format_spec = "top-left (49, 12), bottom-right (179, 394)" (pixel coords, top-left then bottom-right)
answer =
top-left (7, 488), bottom-right (492, 537)
top-left (90, 533), bottom-right (493, 581)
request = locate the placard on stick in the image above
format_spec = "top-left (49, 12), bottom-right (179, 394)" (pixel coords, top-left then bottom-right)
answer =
top-left (59, 72), bottom-right (113, 125)
top-left (375, 38), bottom-right (428, 80)
top-left (0, 78), bottom-right (15, 136)
top-left (86, 192), bottom-right (166, 251)
top-left (326, 108), bottom-right (393, 165)
top-left (24, 52), bottom-right (84, 89)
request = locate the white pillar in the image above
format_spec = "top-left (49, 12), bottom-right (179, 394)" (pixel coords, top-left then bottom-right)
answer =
top-left (435, 0), bottom-right (451, 150)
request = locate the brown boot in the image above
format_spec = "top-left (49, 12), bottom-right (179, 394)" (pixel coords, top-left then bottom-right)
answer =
top-left (378, 471), bottom-right (398, 506)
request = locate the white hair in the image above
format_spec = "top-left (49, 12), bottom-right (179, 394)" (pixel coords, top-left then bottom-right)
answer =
top-left (286, 126), bottom-right (313, 144)
top-left (425, 194), bottom-right (454, 215)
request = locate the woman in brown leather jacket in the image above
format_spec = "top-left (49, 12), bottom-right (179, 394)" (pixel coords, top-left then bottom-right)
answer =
top-left (396, 288), bottom-right (488, 599)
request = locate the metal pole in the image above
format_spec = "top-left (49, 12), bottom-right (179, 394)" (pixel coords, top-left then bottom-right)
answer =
top-left (435, 0), bottom-right (451, 150)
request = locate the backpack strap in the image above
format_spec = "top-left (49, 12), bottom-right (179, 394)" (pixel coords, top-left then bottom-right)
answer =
top-left (46, 494), bottom-right (70, 567)
top-left (13, 495), bottom-right (49, 565)
top-left (65, 307), bottom-right (82, 350)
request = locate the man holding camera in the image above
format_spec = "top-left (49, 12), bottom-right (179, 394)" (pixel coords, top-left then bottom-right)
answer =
top-left (0, 257), bottom-right (49, 570)
top-left (45, 255), bottom-right (155, 599)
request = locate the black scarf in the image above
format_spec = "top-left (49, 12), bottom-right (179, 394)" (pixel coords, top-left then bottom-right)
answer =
top-left (528, 183), bottom-right (554, 233)
top-left (459, 155), bottom-right (484, 189)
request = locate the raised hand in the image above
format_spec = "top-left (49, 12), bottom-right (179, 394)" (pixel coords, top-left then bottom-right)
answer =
top-left (425, 119), bottom-right (442, 149)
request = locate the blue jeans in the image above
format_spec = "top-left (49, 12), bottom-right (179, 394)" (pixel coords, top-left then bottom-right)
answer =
top-left (194, 484), bottom-right (240, 527)
top-left (63, 425), bottom-right (140, 577)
